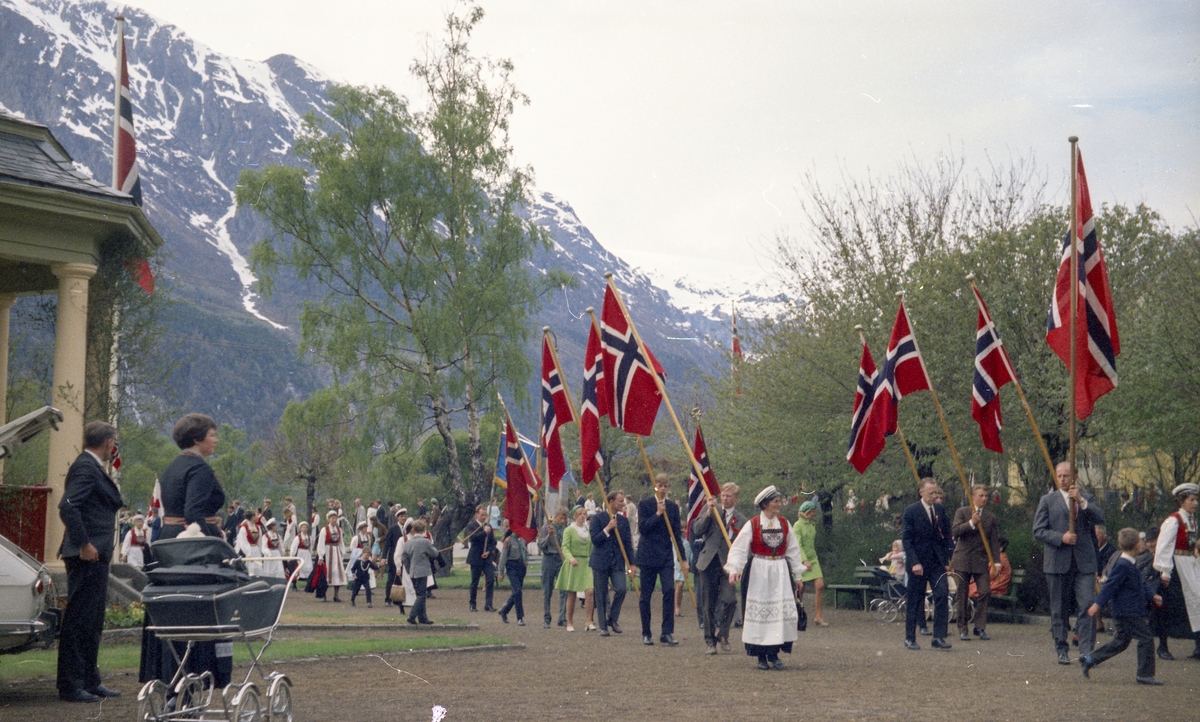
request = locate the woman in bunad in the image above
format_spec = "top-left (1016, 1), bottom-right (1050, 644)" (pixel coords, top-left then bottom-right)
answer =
top-left (120, 514), bottom-right (149, 569)
top-left (724, 485), bottom-right (808, 670)
top-left (288, 521), bottom-right (314, 588)
top-left (260, 517), bottom-right (286, 578)
top-left (317, 509), bottom-right (347, 602)
top-left (1152, 482), bottom-right (1200, 660)
top-left (235, 508), bottom-right (265, 576)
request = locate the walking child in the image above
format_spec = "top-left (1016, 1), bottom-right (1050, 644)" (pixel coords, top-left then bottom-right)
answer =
top-left (350, 553), bottom-right (379, 608)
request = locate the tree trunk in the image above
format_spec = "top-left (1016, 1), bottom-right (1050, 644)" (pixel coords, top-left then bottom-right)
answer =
top-left (306, 474), bottom-right (317, 527)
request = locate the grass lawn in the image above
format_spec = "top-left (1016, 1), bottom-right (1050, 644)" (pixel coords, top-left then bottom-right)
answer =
top-left (281, 611), bottom-right (468, 626)
top-left (425, 566), bottom-right (543, 590)
top-left (0, 635), bottom-right (510, 682)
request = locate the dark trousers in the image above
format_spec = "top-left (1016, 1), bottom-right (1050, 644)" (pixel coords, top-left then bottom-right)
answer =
top-left (955, 569), bottom-right (990, 632)
top-left (469, 562), bottom-right (495, 609)
top-left (57, 558), bottom-right (109, 693)
top-left (1090, 615), bottom-right (1155, 678)
top-left (593, 563), bottom-right (627, 630)
top-left (698, 559), bottom-right (737, 644)
top-left (905, 568), bottom-right (948, 641)
top-left (1046, 571), bottom-right (1096, 655)
top-left (541, 554), bottom-right (567, 624)
top-left (499, 561), bottom-right (526, 620)
top-left (408, 576), bottom-right (431, 623)
top-left (639, 563), bottom-right (675, 637)
top-left (350, 575), bottom-right (373, 604)
top-left (385, 560), bottom-right (397, 602)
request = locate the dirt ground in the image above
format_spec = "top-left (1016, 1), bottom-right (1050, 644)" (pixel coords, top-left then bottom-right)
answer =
top-left (1, 585), bottom-right (1195, 722)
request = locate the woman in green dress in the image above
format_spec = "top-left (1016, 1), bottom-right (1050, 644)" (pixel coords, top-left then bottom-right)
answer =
top-left (793, 501), bottom-right (828, 626)
top-left (555, 506), bottom-right (595, 631)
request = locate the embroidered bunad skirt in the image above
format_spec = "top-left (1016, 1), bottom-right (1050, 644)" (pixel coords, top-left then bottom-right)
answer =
top-left (739, 554), bottom-right (798, 657)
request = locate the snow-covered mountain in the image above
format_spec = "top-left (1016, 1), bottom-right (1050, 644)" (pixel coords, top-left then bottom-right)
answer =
top-left (0, 0), bottom-right (744, 429)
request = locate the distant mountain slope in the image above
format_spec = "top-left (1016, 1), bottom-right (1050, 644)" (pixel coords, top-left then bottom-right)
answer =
top-left (0, 0), bottom-right (728, 432)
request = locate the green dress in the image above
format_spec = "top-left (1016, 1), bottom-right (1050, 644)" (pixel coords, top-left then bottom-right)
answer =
top-left (554, 524), bottom-right (594, 592)
top-left (792, 516), bottom-right (823, 582)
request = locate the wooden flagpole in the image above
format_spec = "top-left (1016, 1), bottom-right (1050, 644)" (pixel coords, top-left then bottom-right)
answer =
top-left (855, 325), bottom-right (922, 488)
top-left (897, 294), bottom-right (994, 568)
top-left (602, 274), bottom-right (733, 548)
top-left (637, 436), bottom-right (696, 607)
top-left (966, 275), bottom-right (1059, 485)
top-left (1066, 136), bottom-right (1080, 534)
top-left (547, 323), bottom-right (637, 591)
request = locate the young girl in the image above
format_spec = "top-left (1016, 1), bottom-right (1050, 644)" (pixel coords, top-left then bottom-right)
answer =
top-left (880, 540), bottom-right (906, 583)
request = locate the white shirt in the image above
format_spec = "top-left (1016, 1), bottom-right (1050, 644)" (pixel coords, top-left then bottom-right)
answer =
top-left (1058, 488), bottom-right (1088, 511)
top-left (1154, 509), bottom-right (1195, 578)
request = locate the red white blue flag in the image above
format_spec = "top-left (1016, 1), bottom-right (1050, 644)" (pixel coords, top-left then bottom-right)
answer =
top-left (541, 336), bottom-right (577, 491)
top-left (601, 283), bottom-right (664, 436)
top-left (502, 410), bottom-right (538, 543)
top-left (879, 299), bottom-right (931, 404)
top-left (580, 319), bottom-right (607, 484)
top-left (971, 285), bottom-right (1016, 453)
top-left (686, 426), bottom-right (720, 537)
top-left (1046, 150), bottom-right (1119, 420)
top-left (113, 18), bottom-right (141, 205)
top-left (847, 341), bottom-right (888, 473)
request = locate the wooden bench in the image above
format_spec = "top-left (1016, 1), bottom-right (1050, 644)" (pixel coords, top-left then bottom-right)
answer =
top-left (826, 567), bottom-right (882, 610)
top-left (988, 568), bottom-right (1027, 622)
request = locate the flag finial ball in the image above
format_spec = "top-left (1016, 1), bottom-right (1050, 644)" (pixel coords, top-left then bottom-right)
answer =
top-left (853, 324), bottom-right (863, 331)
top-left (966, 272), bottom-right (975, 281)
top-left (586, 307), bottom-right (594, 313)
top-left (604, 272), bottom-right (613, 279)
top-left (895, 291), bottom-right (904, 298)
top-left (1068, 135), bottom-right (1078, 143)
top-left (542, 326), bottom-right (550, 332)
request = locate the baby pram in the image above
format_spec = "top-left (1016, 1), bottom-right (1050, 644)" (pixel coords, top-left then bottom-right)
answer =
top-left (137, 536), bottom-right (300, 722)
top-left (865, 564), bottom-right (908, 623)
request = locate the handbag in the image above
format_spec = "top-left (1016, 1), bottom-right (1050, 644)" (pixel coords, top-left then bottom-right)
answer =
top-left (390, 582), bottom-right (406, 604)
top-left (796, 602), bottom-right (808, 632)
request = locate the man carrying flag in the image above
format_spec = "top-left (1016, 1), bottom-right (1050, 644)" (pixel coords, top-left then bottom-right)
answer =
top-left (971, 285), bottom-right (1016, 452)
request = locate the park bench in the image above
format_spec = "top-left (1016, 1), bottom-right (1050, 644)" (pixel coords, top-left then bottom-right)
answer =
top-left (826, 567), bottom-right (879, 609)
top-left (988, 568), bottom-right (1027, 622)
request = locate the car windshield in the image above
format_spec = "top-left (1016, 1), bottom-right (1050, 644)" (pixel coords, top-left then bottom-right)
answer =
top-left (0, 533), bottom-right (42, 570)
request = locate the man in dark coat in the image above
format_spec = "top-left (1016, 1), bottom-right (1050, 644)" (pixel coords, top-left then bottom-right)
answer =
top-left (590, 490), bottom-right (636, 637)
top-left (637, 474), bottom-right (687, 646)
top-left (901, 478), bottom-right (954, 651)
top-left (950, 484), bottom-right (1002, 641)
top-left (56, 421), bottom-right (125, 703)
top-left (463, 505), bottom-right (497, 612)
top-left (693, 482), bottom-right (745, 653)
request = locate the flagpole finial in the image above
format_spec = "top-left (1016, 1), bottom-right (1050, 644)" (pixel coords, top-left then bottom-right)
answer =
top-left (585, 306), bottom-right (594, 313)
top-left (965, 272), bottom-right (975, 281)
top-left (604, 272), bottom-right (613, 279)
top-left (542, 326), bottom-right (550, 332)
top-left (895, 291), bottom-right (904, 298)
top-left (853, 324), bottom-right (863, 331)
top-left (115, 14), bottom-right (125, 21)
top-left (1068, 135), bottom-right (1078, 143)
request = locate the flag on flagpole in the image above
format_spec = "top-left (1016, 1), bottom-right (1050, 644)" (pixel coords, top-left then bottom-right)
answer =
top-left (113, 17), bottom-right (154, 294)
top-left (150, 477), bottom-right (162, 515)
top-left (846, 341), bottom-right (888, 473)
top-left (879, 299), bottom-right (931, 404)
top-left (1046, 150), bottom-right (1119, 420)
top-left (732, 303), bottom-right (744, 363)
top-left (501, 411), bottom-right (539, 543)
top-left (601, 284), bottom-right (665, 436)
top-left (492, 430), bottom-right (538, 489)
top-left (541, 336), bottom-right (577, 491)
top-left (685, 426), bottom-right (720, 536)
top-left (971, 285), bottom-right (1016, 452)
top-left (580, 320), bottom-right (607, 484)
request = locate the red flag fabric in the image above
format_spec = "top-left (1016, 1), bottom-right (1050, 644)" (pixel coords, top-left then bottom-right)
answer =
top-left (600, 284), bottom-right (664, 436)
top-left (126, 258), bottom-right (154, 294)
top-left (846, 341), bottom-right (889, 473)
top-left (1045, 150), bottom-right (1119, 420)
top-left (880, 299), bottom-right (931, 403)
top-left (502, 412), bottom-right (538, 543)
top-left (541, 336), bottom-right (577, 491)
top-left (971, 285), bottom-right (1016, 452)
top-left (113, 20), bottom-right (142, 205)
top-left (685, 426), bottom-right (720, 536)
top-left (580, 321), bottom-right (607, 484)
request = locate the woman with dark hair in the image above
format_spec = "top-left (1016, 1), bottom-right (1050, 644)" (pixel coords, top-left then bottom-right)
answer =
top-left (139, 414), bottom-right (232, 690)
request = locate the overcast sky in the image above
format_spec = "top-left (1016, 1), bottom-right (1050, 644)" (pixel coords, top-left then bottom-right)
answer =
top-left (129, 1), bottom-right (1200, 294)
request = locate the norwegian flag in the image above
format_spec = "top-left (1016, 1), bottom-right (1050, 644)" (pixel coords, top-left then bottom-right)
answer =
top-left (846, 341), bottom-right (888, 473)
top-left (879, 299), bottom-right (931, 404)
top-left (501, 410), bottom-right (539, 543)
top-left (541, 336), bottom-right (577, 491)
top-left (971, 285), bottom-right (1016, 452)
top-left (686, 426), bottom-right (720, 537)
top-left (1046, 150), bottom-right (1119, 420)
top-left (732, 304), bottom-right (744, 363)
top-left (113, 18), bottom-right (142, 205)
top-left (150, 477), bottom-right (162, 516)
top-left (580, 320), bottom-right (607, 484)
top-left (601, 283), bottom-right (665, 436)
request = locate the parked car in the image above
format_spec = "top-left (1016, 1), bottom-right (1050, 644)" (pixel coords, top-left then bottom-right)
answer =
top-left (0, 405), bottom-right (63, 656)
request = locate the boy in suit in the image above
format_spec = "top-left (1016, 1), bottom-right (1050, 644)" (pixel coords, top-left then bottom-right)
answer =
top-left (1080, 528), bottom-right (1164, 685)
top-left (349, 552), bottom-right (379, 607)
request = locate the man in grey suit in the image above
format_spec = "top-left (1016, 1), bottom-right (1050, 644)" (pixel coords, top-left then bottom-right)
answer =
top-left (1033, 461), bottom-right (1105, 664)
top-left (694, 482), bottom-right (745, 654)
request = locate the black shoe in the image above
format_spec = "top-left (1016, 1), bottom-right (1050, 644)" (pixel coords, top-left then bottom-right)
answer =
top-left (931, 638), bottom-right (952, 650)
top-left (470, 604), bottom-right (478, 612)
top-left (1080, 654), bottom-right (1094, 678)
top-left (771, 659), bottom-right (784, 671)
top-left (484, 605), bottom-right (496, 612)
top-left (384, 599), bottom-right (393, 606)
top-left (757, 658), bottom-right (769, 670)
top-left (974, 629), bottom-right (991, 641)
top-left (1058, 651), bottom-right (1071, 665)
top-left (919, 627), bottom-right (932, 636)
top-left (59, 689), bottom-right (101, 703)
top-left (959, 632), bottom-right (970, 641)
top-left (543, 621), bottom-right (551, 629)
top-left (904, 639), bottom-right (920, 651)
top-left (351, 599), bottom-right (356, 607)
top-left (599, 628), bottom-right (611, 637)
top-left (1136, 676), bottom-right (1164, 685)
top-left (643, 635), bottom-right (654, 645)
top-left (419, 619), bottom-right (434, 625)
top-left (557, 619), bottom-right (567, 627)
top-left (426, 594), bottom-right (437, 599)
top-left (407, 617), bottom-right (418, 625)
top-left (1157, 647), bottom-right (1174, 661)
top-left (517, 619), bottom-right (525, 626)
top-left (498, 610), bottom-right (509, 623)
top-left (609, 621), bottom-right (623, 634)
top-left (88, 685), bottom-right (121, 699)
top-left (660, 634), bottom-right (679, 646)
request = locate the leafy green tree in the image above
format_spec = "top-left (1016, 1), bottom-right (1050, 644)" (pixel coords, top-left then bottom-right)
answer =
top-left (240, 5), bottom-right (560, 539)
top-left (263, 387), bottom-right (350, 524)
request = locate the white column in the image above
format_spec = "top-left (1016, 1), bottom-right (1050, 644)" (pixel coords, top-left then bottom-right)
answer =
top-left (43, 263), bottom-right (97, 565)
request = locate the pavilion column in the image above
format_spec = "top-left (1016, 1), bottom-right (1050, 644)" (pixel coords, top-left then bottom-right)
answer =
top-left (43, 263), bottom-right (97, 565)
top-left (0, 293), bottom-right (14, 482)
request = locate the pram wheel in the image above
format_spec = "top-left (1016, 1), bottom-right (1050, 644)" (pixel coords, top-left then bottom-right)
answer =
top-left (231, 683), bottom-right (262, 722)
top-left (266, 674), bottom-right (293, 722)
top-left (875, 599), bottom-right (899, 623)
top-left (174, 672), bottom-right (212, 714)
top-left (137, 680), bottom-right (170, 722)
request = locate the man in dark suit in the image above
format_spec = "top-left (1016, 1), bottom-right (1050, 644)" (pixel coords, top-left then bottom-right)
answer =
top-left (901, 478), bottom-right (954, 651)
top-left (590, 490), bottom-right (636, 637)
top-left (950, 484), bottom-right (1002, 641)
top-left (462, 504), bottom-right (497, 612)
top-left (637, 474), bottom-right (687, 646)
top-left (56, 421), bottom-right (125, 703)
top-left (693, 482), bottom-right (745, 653)
top-left (1033, 461), bottom-right (1105, 664)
